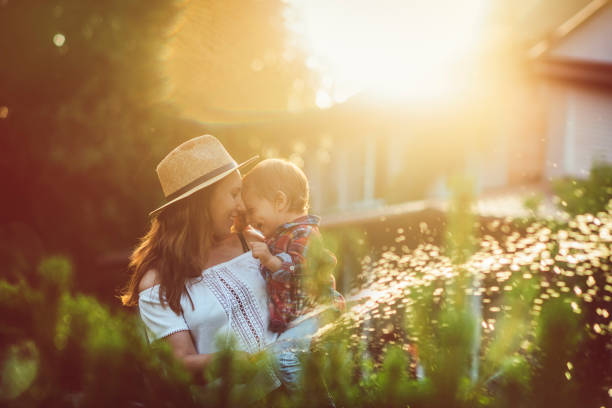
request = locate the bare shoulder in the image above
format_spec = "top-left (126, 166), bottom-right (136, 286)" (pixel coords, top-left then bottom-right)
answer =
top-left (242, 227), bottom-right (265, 244)
top-left (138, 269), bottom-right (160, 292)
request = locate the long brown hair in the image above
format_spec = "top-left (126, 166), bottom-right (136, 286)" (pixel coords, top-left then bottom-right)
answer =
top-left (121, 186), bottom-right (214, 315)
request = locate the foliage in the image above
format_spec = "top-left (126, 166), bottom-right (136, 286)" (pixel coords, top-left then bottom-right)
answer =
top-left (553, 162), bottom-right (612, 217)
top-left (522, 193), bottom-right (543, 218)
top-left (165, 0), bottom-right (318, 118)
top-left (0, 0), bottom-right (312, 299)
top-left (445, 176), bottom-right (477, 264)
top-left (316, 204), bottom-right (611, 408)
top-left (0, 255), bottom-right (278, 407)
top-left (1, 201), bottom-right (610, 406)
top-left (0, 0), bottom-right (189, 260)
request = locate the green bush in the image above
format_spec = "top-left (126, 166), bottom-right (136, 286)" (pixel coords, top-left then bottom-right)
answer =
top-left (1, 207), bottom-right (610, 407)
top-left (553, 162), bottom-right (612, 217)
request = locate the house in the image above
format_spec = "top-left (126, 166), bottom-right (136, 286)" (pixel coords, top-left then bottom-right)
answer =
top-left (311, 0), bottom-right (612, 220)
top-left (530, 0), bottom-right (612, 180)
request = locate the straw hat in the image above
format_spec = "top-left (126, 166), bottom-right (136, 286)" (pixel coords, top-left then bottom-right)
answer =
top-left (149, 135), bottom-right (258, 216)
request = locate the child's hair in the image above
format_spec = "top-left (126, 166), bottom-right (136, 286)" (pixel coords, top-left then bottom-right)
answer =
top-left (242, 158), bottom-right (309, 212)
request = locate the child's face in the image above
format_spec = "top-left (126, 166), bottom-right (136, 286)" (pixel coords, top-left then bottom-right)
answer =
top-left (242, 188), bottom-right (282, 237)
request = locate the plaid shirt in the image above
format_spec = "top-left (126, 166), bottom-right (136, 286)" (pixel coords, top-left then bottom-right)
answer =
top-left (262, 215), bottom-right (344, 333)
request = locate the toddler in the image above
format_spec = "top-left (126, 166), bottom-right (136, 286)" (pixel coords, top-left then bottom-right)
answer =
top-left (242, 158), bottom-right (344, 390)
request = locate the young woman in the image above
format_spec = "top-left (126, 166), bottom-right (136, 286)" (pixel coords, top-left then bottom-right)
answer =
top-left (121, 135), bottom-right (280, 393)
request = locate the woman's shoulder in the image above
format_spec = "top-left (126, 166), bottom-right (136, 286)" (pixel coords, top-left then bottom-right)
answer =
top-left (138, 269), bottom-right (160, 293)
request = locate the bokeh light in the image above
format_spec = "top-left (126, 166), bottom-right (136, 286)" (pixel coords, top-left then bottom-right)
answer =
top-left (52, 33), bottom-right (65, 47)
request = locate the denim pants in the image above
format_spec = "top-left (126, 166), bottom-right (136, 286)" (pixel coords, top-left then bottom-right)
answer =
top-left (269, 315), bottom-right (320, 391)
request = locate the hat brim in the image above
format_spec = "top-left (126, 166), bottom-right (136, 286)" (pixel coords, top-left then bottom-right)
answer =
top-left (149, 155), bottom-right (259, 217)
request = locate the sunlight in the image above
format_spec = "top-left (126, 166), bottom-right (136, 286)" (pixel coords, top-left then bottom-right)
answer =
top-left (286, 0), bottom-right (489, 105)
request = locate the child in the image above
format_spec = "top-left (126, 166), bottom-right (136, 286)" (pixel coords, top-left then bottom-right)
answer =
top-left (241, 158), bottom-right (344, 390)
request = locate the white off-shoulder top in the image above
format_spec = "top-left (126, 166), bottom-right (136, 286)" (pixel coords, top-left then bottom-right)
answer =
top-left (138, 250), bottom-right (278, 355)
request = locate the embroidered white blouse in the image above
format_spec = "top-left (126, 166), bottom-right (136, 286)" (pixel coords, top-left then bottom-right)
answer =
top-left (138, 250), bottom-right (278, 352)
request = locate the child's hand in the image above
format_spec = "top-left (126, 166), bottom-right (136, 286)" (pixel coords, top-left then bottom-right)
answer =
top-left (250, 242), bottom-right (273, 264)
top-left (250, 242), bottom-right (282, 271)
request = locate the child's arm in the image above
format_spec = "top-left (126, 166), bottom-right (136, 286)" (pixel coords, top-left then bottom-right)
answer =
top-left (250, 241), bottom-right (283, 271)
top-left (267, 226), bottom-right (313, 283)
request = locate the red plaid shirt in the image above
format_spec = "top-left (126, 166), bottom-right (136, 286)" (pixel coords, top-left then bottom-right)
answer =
top-left (262, 215), bottom-right (344, 333)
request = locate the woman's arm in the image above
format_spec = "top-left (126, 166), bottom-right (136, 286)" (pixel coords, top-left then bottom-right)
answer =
top-left (165, 331), bottom-right (214, 374)
top-left (138, 273), bottom-right (214, 374)
top-left (139, 271), bottom-right (249, 377)
top-left (164, 331), bottom-right (251, 376)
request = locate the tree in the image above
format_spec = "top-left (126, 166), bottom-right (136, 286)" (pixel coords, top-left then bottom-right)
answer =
top-left (0, 0), bottom-right (315, 298)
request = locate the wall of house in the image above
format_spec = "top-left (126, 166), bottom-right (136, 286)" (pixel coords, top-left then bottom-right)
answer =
top-left (541, 4), bottom-right (612, 180)
top-left (544, 82), bottom-right (612, 180)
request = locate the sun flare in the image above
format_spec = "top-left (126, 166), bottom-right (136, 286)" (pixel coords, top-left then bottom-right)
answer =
top-left (286, 0), bottom-right (489, 105)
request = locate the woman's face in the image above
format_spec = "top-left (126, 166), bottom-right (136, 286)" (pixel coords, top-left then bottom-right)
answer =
top-left (209, 171), bottom-right (245, 239)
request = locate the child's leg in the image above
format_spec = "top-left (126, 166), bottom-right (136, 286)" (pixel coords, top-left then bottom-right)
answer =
top-left (277, 314), bottom-right (320, 343)
top-left (276, 347), bottom-right (302, 392)
top-left (269, 315), bottom-right (320, 391)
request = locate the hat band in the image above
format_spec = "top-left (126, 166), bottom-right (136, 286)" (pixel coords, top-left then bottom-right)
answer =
top-left (166, 161), bottom-right (237, 201)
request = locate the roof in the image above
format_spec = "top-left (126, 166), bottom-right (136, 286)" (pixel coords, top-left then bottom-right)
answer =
top-left (528, 0), bottom-right (610, 59)
top-left (527, 0), bottom-right (612, 85)
top-left (532, 57), bottom-right (612, 86)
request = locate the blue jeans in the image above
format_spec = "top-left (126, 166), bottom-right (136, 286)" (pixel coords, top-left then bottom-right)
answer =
top-left (269, 315), bottom-right (320, 391)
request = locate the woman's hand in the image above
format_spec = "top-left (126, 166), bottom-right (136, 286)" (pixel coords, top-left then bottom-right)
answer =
top-left (165, 331), bottom-right (214, 376)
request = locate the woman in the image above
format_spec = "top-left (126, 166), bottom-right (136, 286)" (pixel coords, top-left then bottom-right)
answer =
top-left (121, 134), bottom-right (280, 392)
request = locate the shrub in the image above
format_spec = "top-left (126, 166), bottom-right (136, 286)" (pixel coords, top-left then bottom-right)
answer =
top-left (1, 208), bottom-right (610, 407)
top-left (553, 162), bottom-right (612, 217)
